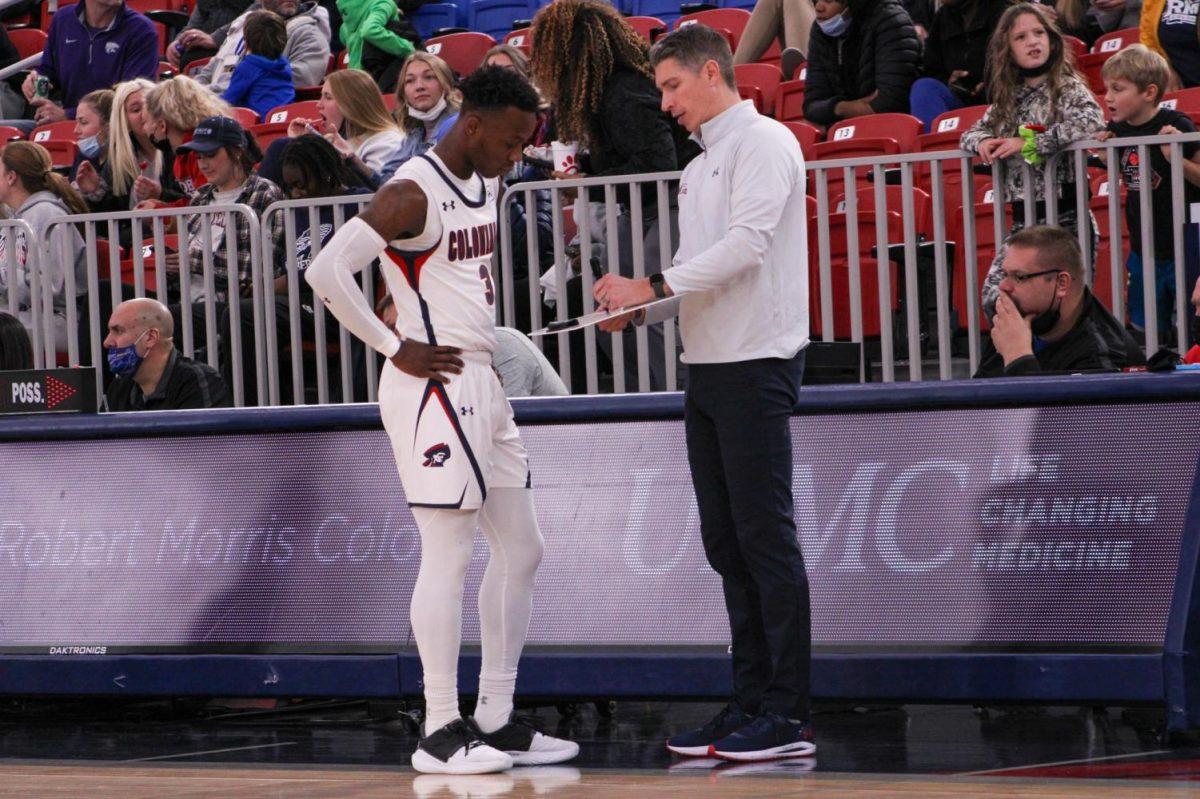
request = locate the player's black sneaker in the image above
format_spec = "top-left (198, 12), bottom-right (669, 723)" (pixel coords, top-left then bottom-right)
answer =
top-left (411, 718), bottom-right (513, 774)
top-left (468, 716), bottom-right (580, 766)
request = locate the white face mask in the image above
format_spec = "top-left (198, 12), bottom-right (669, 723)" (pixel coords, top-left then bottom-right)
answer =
top-left (408, 95), bottom-right (447, 123)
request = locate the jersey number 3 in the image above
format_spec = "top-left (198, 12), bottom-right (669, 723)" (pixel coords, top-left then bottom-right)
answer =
top-left (479, 264), bottom-right (495, 306)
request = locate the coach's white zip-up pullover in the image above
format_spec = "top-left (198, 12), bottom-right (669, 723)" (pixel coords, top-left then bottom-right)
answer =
top-left (654, 99), bottom-right (810, 364)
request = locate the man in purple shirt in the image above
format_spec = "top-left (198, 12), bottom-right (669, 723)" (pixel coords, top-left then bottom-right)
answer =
top-left (21, 0), bottom-right (159, 125)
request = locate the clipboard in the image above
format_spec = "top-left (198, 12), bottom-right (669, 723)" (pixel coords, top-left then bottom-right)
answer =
top-left (529, 295), bottom-right (679, 337)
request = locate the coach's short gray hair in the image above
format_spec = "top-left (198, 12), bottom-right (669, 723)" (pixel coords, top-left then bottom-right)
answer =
top-left (649, 24), bottom-right (737, 90)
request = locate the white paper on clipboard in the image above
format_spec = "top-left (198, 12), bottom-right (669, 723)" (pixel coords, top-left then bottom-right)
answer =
top-left (529, 295), bottom-right (679, 337)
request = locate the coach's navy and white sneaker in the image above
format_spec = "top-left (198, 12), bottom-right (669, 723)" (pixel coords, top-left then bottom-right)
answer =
top-left (665, 703), bottom-right (754, 757)
top-left (411, 719), bottom-right (513, 774)
top-left (710, 713), bottom-right (816, 761)
top-left (469, 716), bottom-right (580, 766)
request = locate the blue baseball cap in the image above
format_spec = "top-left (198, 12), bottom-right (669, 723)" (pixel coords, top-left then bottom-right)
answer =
top-left (178, 116), bottom-right (248, 153)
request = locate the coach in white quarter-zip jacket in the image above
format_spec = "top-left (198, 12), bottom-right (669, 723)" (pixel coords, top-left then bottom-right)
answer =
top-left (592, 25), bottom-right (814, 763)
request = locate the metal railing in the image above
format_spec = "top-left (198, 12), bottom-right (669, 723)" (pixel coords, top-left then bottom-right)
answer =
top-left (6, 130), bottom-right (1198, 406)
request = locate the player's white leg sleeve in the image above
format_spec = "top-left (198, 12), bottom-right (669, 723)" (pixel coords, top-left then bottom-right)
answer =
top-left (303, 216), bottom-right (401, 358)
top-left (410, 506), bottom-right (480, 735)
top-left (474, 487), bottom-right (544, 733)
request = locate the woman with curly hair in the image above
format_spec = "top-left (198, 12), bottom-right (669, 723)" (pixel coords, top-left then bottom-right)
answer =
top-left (529, 0), bottom-right (697, 391)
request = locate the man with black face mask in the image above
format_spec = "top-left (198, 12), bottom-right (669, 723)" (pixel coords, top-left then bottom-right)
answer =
top-left (974, 225), bottom-right (1145, 377)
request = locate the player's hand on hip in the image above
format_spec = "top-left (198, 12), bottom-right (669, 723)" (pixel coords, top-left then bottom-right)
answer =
top-left (391, 339), bottom-right (464, 384)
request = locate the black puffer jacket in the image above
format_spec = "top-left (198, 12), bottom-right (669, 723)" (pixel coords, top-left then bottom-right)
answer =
top-left (921, 0), bottom-right (1010, 106)
top-left (803, 0), bottom-right (922, 126)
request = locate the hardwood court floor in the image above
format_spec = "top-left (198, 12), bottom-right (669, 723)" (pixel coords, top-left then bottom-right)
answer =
top-left (4, 701), bottom-right (1200, 798)
top-left (3, 763), bottom-right (1200, 798)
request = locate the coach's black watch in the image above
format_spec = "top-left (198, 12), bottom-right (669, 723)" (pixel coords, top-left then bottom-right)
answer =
top-left (649, 273), bottom-right (668, 299)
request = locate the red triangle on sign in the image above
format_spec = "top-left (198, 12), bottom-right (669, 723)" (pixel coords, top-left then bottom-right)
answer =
top-left (45, 375), bottom-right (76, 410)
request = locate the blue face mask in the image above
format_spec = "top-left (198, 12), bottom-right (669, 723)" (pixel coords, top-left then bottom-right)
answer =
top-left (818, 11), bottom-right (851, 37)
top-left (106, 329), bottom-right (149, 377)
top-left (77, 135), bottom-right (101, 160)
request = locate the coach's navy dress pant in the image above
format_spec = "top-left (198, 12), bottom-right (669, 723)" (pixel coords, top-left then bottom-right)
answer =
top-left (684, 350), bottom-right (811, 720)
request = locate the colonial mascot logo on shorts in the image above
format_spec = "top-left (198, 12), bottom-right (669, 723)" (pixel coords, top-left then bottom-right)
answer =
top-left (423, 443), bottom-right (452, 467)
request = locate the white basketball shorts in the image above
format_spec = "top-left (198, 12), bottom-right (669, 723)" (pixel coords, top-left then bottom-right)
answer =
top-left (378, 351), bottom-right (530, 510)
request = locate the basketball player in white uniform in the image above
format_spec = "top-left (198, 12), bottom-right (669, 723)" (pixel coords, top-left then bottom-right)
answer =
top-left (305, 66), bottom-right (578, 775)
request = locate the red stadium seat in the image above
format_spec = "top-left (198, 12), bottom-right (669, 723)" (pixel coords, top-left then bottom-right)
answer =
top-left (30, 121), bottom-right (75, 143)
top-left (1078, 51), bottom-right (1113, 95)
top-left (674, 8), bottom-right (751, 52)
top-left (1064, 35), bottom-right (1087, 58)
top-left (1088, 173), bottom-right (1129, 311)
top-left (425, 32), bottom-right (496, 77)
top-left (504, 27), bottom-right (531, 55)
top-left (782, 120), bottom-right (818, 159)
top-left (625, 15), bottom-right (668, 43)
top-left (1161, 87), bottom-right (1200, 114)
top-left (825, 113), bottom-right (922, 152)
top-left (0, 126), bottom-right (25, 143)
top-left (734, 63), bottom-right (782, 115)
top-left (808, 210), bottom-right (903, 339)
top-left (775, 78), bottom-right (805, 122)
top-left (950, 201), bottom-right (1014, 331)
top-left (7, 27), bottom-right (46, 59)
top-left (118, 235), bottom-right (180, 292)
top-left (1092, 27), bottom-right (1139, 54)
top-left (834, 185), bottom-right (934, 241)
top-left (185, 56), bottom-right (211, 78)
top-left (231, 107), bottom-right (260, 128)
top-left (249, 100), bottom-right (321, 149)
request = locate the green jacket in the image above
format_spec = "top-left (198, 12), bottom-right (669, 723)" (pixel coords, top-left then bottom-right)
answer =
top-left (337, 0), bottom-right (415, 70)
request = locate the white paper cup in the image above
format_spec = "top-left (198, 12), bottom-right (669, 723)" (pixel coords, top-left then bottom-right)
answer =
top-left (551, 140), bottom-right (579, 175)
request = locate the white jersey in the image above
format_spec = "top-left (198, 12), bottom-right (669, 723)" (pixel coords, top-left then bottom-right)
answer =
top-left (382, 152), bottom-right (500, 353)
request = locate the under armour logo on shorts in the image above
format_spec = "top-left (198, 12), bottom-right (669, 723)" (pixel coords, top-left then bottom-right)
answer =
top-left (443, 201), bottom-right (456, 211)
top-left (422, 443), bottom-right (452, 467)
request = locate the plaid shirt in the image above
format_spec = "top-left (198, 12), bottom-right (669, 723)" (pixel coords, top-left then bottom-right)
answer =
top-left (186, 174), bottom-right (285, 298)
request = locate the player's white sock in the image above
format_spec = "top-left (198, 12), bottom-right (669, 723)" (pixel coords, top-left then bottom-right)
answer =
top-left (410, 507), bottom-right (480, 735)
top-left (474, 488), bottom-right (543, 733)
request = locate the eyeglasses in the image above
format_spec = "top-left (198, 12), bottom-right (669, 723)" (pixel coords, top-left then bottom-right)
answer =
top-left (1006, 268), bottom-right (1062, 284)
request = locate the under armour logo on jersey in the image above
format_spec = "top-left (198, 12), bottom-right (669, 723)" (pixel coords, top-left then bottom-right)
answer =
top-left (442, 200), bottom-right (456, 211)
top-left (422, 443), bottom-right (452, 467)
top-left (460, 405), bottom-right (475, 416)
top-left (712, 168), bottom-right (720, 177)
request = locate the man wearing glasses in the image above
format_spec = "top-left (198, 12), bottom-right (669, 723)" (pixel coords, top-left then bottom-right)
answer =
top-left (975, 225), bottom-right (1144, 377)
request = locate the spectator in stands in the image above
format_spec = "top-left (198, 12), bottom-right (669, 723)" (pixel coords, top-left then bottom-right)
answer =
top-left (138, 76), bottom-right (233, 206)
top-left (1091, 0), bottom-right (1141, 39)
top-left (171, 0), bottom-right (255, 70)
top-left (222, 10), bottom-right (297, 121)
top-left (0, 142), bottom-right (87, 354)
top-left (728, 0), bottom-right (813, 79)
top-left (223, 134), bottom-right (369, 404)
top-left (1097, 45), bottom-right (1200, 342)
top-left (337, 0), bottom-right (417, 92)
top-left (18, 0), bottom-right (159, 128)
top-left (530, 0), bottom-right (697, 391)
top-left (0, 311), bottom-right (34, 370)
top-left (909, 0), bottom-right (1010, 131)
top-left (186, 0), bottom-right (332, 94)
top-left (1033, 0), bottom-right (1103, 45)
top-left (975, 226), bottom-right (1144, 376)
top-left (1140, 0), bottom-right (1199, 88)
top-left (803, 0), bottom-right (922, 127)
top-left (376, 53), bottom-right (461, 181)
top-left (68, 89), bottom-right (113, 184)
top-left (75, 80), bottom-right (170, 233)
top-left (961, 2), bottom-right (1104, 319)
top-left (170, 116), bottom-right (284, 355)
top-left (103, 297), bottom-right (231, 410)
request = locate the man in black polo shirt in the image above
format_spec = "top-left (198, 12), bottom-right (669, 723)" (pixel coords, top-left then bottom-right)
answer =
top-left (975, 225), bottom-right (1145, 378)
top-left (103, 298), bottom-right (231, 411)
